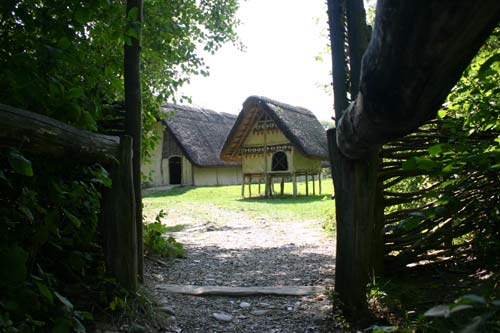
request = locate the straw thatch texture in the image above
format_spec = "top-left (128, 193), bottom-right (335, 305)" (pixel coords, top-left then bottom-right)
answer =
top-left (221, 96), bottom-right (329, 162)
top-left (161, 104), bottom-right (240, 167)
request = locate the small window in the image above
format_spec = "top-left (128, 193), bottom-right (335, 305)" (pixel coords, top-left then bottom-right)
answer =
top-left (272, 151), bottom-right (288, 171)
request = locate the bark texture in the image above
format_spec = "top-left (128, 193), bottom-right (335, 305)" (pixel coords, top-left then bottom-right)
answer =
top-left (337, 0), bottom-right (500, 159)
top-left (328, 0), bottom-right (377, 320)
top-left (124, 0), bottom-right (144, 282)
top-left (0, 103), bottom-right (119, 163)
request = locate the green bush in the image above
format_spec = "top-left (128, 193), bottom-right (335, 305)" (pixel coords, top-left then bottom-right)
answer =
top-left (144, 210), bottom-right (185, 258)
top-left (0, 149), bottom-right (121, 332)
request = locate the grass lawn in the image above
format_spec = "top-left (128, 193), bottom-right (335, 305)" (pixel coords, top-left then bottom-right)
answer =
top-left (143, 179), bottom-right (335, 228)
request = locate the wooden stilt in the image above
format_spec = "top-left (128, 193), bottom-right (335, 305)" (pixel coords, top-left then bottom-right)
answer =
top-left (319, 170), bottom-right (322, 195)
top-left (258, 176), bottom-right (261, 195)
top-left (312, 174), bottom-right (316, 195)
top-left (249, 175), bottom-right (252, 198)
top-left (242, 174), bottom-right (245, 198)
top-left (305, 172), bottom-right (309, 196)
top-left (293, 173), bottom-right (297, 197)
top-left (280, 176), bottom-right (285, 196)
top-left (271, 176), bottom-right (275, 196)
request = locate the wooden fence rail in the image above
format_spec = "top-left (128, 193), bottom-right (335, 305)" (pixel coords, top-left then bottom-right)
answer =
top-left (0, 103), bottom-right (139, 291)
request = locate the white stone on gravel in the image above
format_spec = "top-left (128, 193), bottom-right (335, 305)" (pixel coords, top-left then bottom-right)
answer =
top-left (159, 306), bottom-right (175, 315)
top-left (213, 312), bottom-right (233, 322)
top-left (251, 309), bottom-right (268, 316)
top-left (239, 301), bottom-right (251, 308)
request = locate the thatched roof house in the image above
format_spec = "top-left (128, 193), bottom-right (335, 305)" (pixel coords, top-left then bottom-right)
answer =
top-left (143, 104), bottom-right (242, 187)
top-left (221, 96), bottom-right (328, 197)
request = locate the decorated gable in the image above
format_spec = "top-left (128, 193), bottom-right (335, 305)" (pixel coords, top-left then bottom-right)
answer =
top-left (241, 112), bottom-right (291, 156)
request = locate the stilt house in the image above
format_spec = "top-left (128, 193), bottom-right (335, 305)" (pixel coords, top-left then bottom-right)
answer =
top-left (143, 104), bottom-right (242, 187)
top-left (220, 96), bottom-right (328, 197)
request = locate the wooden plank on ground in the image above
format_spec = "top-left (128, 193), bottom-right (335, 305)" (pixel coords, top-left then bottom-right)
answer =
top-left (156, 284), bottom-right (326, 296)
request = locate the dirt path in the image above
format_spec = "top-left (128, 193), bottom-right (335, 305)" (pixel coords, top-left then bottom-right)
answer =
top-left (145, 203), bottom-right (337, 332)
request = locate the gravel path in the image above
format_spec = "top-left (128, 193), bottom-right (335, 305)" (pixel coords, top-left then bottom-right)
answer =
top-left (145, 204), bottom-right (337, 332)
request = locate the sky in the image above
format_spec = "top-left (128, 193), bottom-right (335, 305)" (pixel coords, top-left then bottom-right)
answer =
top-left (178, 0), bottom-right (334, 121)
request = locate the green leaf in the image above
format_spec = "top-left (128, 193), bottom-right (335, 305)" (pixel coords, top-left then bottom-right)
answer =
top-left (74, 318), bottom-right (86, 333)
top-left (7, 150), bottom-right (33, 176)
top-left (450, 304), bottom-right (473, 314)
top-left (75, 7), bottom-right (91, 24)
top-left (63, 209), bottom-right (81, 228)
top-left (20, 206), bottom-right (34, 221)
top-left (424, 305), bottom-right (450, 318)
top-left (402, 158), bottom-right (418, 170)
top-left (67, 87), bottom-right (84, 99)
top-left (35, 281), bottom-right (54, 304)
top-left (461, 294), bottom-right (486, 304)
top-left (127, 27), bottom-right (139, 39)
top-left (478, 53), bottom-right (500, 79)
top-left (127, 7), bottom-right (138, 21)
top-left (0, 245), bottom-right (28, 287)
top-left (437, 109), bottom-right (448, 119)
top-left (414, 157), bottom-right (438, 171)
top-left (0, 169), bottom-right (7, 182)
top-left (54, 291), bottom-right (74, 312)
top-left (428, 144), bottom-right (443, 156)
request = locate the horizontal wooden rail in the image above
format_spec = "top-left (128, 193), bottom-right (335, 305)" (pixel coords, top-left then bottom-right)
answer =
top-left (0, 103), bottom-right (120, 164)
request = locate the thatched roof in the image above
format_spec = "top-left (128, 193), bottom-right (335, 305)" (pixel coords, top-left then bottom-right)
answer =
top-left (161, 104), bottom-right (240, 167)
top-left (220, 96), bottom-right (329, 162)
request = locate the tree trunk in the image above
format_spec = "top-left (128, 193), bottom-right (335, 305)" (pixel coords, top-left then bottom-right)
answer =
top-left (124, 0), bottom-right (144, 282)
top-left (328, 0), bottom-right (377, 320)
top-left (328, 129), bottom-right (378, 319)
top-left (336, 0), bottom-right (500, 159)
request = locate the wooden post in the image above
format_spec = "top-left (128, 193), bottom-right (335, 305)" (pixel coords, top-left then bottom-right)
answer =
top-left (241, 174), bottom-right (246, 197)
top-left (328, 128), bottom-right (378, 319)
top-left (312, 174), bottom-right (316, 195)
top-left (271, 176), bottom-right (275, 196)
top-left (249, 175), bottom-right (252, 198)
top-left (280, 176), bottom-right (285, 196)
top-left (124, 0), bottom-right (144, 283)
top-left (293, 172), bottom-right (297, 197)
top-left (258, 176), bottom-right (261, 195)
top-left (319, 170), bottom-right (322, 195)
top-left (305, 172), bottom-right (309, 196)
top-left (102, 135), bottom-right (138, 292)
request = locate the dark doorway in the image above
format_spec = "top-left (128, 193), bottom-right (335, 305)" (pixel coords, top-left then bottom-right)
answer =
top-left (169, 156), bottom-right (182, 184)
top-left (272, 151), bottom-right (288, 171)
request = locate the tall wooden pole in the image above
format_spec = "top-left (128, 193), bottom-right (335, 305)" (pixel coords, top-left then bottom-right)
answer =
top-left (124, 0), bottom-right (144, 282)
top-left (327, 0), bottom-right (376, 321)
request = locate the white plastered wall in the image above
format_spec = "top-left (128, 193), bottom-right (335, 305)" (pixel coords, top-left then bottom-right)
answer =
top-left (142, 122), bottom-right (164, 187)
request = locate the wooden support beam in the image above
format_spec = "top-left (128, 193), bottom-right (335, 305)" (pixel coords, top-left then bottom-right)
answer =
top-left (312, 174), bottom-right (316, 196)
top-left (319, 170), bottom-right (322, 195)
top-left (241, 174), bottom-right (246, 197)
top-left (0, 103), bottom-right (120, 163)
top-left (249, 175), bottom-right (252, 197)
top-left (293, 173), bottom-right (297, 197)
top-left (305, 172), bottom-right (309, 196)
top-left (156, 284), bottom-right (326, 297)
top-left (280, 176), bottom-right (285, 196)
top-left (102, 136), bottom-right (138, 292)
